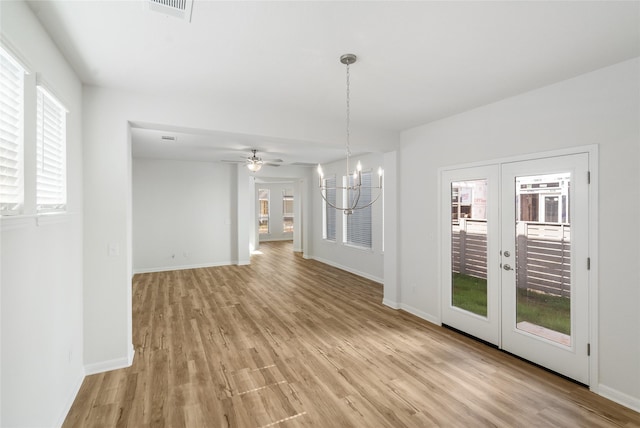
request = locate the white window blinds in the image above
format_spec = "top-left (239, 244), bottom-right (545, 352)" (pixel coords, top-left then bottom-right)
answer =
top-left (0, 48), bottom-right (25, 214)
top-left (258, 188), bottom-right (270, 234)
top-left (283, 188), bottom-right (294, 233)
top-left (344, 171), bottom-right (372, 249)
top-left (323, 176), bottom-right (336, 241)
top-left (36, 86), bottom-right (66, 212)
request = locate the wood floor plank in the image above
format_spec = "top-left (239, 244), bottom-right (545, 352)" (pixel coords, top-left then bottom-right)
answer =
top-left (63, 241), bottom-right (640, 427)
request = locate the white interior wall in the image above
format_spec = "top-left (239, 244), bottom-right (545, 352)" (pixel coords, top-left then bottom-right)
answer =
top-left (235, 164), bottom-right (251, 265)
top-left (82, 83), bottom-right (393, 372)
top-left (0, 2), bottom-right (85, 427)
top-left (398, 58), bottom-right (640, 409)
top-left (132, 159), bottom-right (236, 272)
top-left (309, 152), bottom-right (385, 283)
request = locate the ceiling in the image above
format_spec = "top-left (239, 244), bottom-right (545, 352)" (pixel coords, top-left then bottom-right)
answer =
top-left (26, 1), bottom-right (640, 166)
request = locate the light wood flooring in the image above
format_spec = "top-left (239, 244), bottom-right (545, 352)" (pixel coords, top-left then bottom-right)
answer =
top-left (64, 241), bottom-right (640, 427)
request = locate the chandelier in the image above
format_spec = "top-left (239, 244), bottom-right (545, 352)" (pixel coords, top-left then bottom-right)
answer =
top-left (317, 53), bottom-right (383, 215)
top-left (246, 149), bottom-right (263, 172)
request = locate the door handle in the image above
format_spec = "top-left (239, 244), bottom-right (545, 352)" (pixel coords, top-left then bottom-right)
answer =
top-left (503, 264), bottom-right (513, 271)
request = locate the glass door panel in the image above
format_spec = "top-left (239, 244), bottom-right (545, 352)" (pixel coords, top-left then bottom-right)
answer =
top-left (501, 153), bottom-right (589, 385)
top-left (441, 166), bottom-right (500, 346)
top-left (514, 173), bottom-right (571, 346)
top-left (451, 179), bottom-right (488, 317)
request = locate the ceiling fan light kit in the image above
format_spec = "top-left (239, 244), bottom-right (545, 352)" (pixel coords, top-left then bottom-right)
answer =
top-left (246, 149), bottom-right (263, 172)
top-left (317, 53), bottom-right (383, 215)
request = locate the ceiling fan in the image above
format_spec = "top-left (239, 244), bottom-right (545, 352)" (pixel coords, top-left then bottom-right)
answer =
top-left (221, 149), bottom-right (283, 172)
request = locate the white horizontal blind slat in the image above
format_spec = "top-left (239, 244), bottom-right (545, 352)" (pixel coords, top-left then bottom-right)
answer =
top-left (0, 48), bottom-right (24, 214)
top-left (323, 176), bottom-right (336, 241)
top-left (283, 188), bottom-right (294, 232)
top-left (344, 171), bottom-right (372, 249)
top-left (36, 87), bottom-right (66, 212)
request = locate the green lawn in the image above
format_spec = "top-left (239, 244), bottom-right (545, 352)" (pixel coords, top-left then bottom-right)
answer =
top-left (452, 273), bottom-right (488, 317)
top-left (516, 288), bottom-right (571, 335)
top-left (452, 273), bottom-right (571, 335)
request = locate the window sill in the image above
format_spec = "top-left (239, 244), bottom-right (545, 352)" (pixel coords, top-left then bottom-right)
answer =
top-left (1, 212), bottom-right (73, 231)
top-left (342, 242), bottom-right (375, 253)
top-left (37, 212), bottom-right (70, 226)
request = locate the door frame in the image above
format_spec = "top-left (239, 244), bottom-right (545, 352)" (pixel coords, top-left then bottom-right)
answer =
top-left (437, 145), bottom-right (599, 389)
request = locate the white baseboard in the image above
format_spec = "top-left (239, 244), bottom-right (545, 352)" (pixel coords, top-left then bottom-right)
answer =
top-left (382, 298), bottom-right (400, 309)
top-left (309, 256), bottom-right (383, 284)
top-left (55, 370), bottom-right (85, 428)
top-left (133, 261), bottom-right (235, 274)
top-left (595, 384), bottom-right (640, 413)
top-left (128, 344), bottom-right (135, 366)
top-left (398, 303), bottom-right (441, 326)
top-left (84, 346), bottom-right (135, 376)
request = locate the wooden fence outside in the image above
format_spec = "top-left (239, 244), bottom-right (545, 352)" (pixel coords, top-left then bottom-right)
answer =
top-left (452, 219), bottom-right (571, 298)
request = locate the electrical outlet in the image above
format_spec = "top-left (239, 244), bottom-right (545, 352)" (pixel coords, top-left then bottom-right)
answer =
top-left (108, 243), bottom-right (120, 257)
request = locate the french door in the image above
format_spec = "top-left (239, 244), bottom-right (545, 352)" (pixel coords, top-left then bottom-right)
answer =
top-left (441, 152), bottom-right (591, 384)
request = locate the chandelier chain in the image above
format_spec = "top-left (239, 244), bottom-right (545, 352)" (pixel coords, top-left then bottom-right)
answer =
top-left (346, 62), bottom-right (351, 158)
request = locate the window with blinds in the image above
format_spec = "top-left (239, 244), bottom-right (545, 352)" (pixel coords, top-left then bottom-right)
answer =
top-left (282, 188), bottom-right (294, 233)
top-left (343, 171), bottom-right (372, 249)
top-left (0, 48), bottom-right (25, 215)
top-left (322, 176), bottom-right (336, 241)
top-left (258, 188), bottom-right (269, 234)
top-left (36, 86), bottom-right (67, 212)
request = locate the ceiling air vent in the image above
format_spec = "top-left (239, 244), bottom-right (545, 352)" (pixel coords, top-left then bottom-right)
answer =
top-left (148, 0), bottom-right (194, 22)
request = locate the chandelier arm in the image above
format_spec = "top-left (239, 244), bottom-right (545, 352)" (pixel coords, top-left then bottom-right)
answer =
top-left (319, 188), bottom-right (382, 212)
top-left (319, 190), bottom-right (347, 211)
top-left (320, 184), bottom-right (357, 191)
top-left (351, 189), bottom-right (383, 211)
